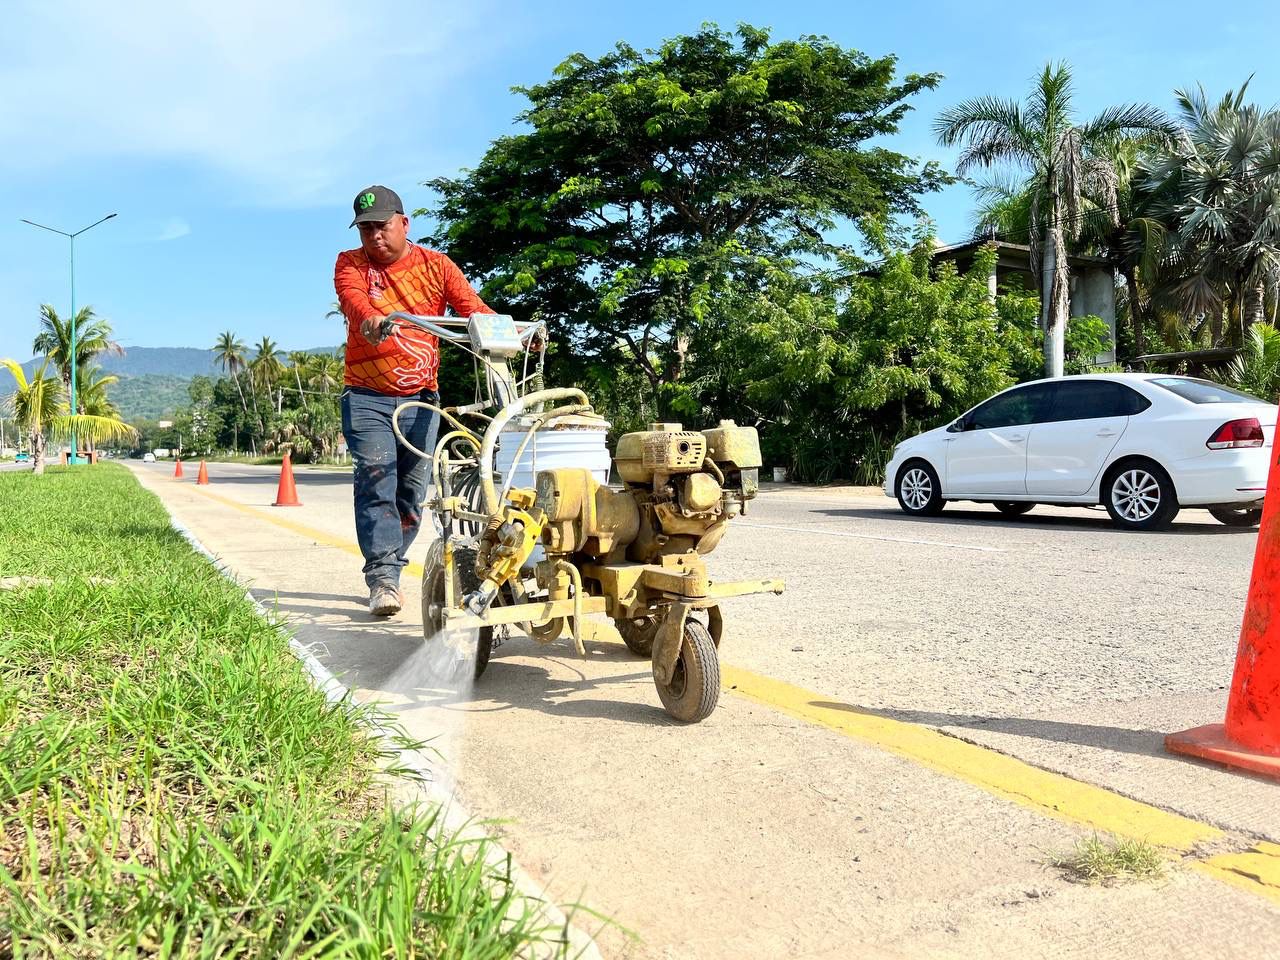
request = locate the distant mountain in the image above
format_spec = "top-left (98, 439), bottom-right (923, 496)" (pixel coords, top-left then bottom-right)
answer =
top-left (18, 345), bottom-right (342, 381)
top-left (21, 347), bottom-right (220, 380)
top-left (109, 375), bottom-right (194, 421)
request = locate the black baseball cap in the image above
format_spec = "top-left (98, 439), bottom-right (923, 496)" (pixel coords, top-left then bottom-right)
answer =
top-left (349, 185), bottom-right (404, 227)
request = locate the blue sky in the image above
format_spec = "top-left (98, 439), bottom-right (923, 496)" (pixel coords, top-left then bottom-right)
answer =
top-left (2, 0), bottom-right (1278, 362)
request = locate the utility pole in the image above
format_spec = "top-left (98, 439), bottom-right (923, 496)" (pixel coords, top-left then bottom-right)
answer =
top-left (20, 213), bottom-right (119, 463)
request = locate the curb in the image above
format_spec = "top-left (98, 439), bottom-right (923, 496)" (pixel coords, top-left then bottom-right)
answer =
top-left (165, 513), bottom-right (606, 959)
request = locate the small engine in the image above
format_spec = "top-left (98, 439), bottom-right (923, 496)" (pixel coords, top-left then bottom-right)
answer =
top-left (533, 420), bottom-right (761, 563)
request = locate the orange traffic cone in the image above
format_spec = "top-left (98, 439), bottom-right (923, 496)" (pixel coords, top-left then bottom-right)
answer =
top-left (196, 460), bottom-right (209, 485)
top-left (273, 452), bottom-right (301, 507)
top-left (1166, 443), bottom-right (1280, 779)
top-left (173, 458), bottom-right (184, 479)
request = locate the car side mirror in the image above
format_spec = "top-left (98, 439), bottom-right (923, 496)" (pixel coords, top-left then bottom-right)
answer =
top-left (947, 416), bottom-right (968, 434)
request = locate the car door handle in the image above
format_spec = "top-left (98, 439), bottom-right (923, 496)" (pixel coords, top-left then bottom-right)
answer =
top-left (1096, 430), bottom-right (1118, 438)
top-left (1009, 434), bottom-right (1026, 443)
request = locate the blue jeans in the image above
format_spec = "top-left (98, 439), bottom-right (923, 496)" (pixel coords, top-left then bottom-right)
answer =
top-left (341, 386), bottom-right (440, 589)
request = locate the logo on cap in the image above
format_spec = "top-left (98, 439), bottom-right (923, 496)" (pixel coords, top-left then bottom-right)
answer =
top-left (359, 192), bottom-right (377, 210)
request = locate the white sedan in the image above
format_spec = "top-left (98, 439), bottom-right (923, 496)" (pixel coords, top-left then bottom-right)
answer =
top-left (883, 374), bottom-right (1277, 530)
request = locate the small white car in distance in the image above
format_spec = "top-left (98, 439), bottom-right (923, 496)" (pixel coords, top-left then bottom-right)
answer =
top-left (883, 374), bottom-right (1277, 531)
top-left (142, 452), bottom-right (156, 463)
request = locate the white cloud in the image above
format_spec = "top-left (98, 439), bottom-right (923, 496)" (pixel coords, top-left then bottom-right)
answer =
top-left (155, 218), bottom-right (191, 242)
top-left (0, 0), bottom-right (490, 206)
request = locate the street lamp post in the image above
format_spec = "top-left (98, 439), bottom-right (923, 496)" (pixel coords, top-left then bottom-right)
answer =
top-left (20, 213), bottom-right (118, 464)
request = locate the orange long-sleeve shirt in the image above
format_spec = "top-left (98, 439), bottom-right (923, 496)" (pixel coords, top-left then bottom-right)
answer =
top-left (334, 243), bottom-right (492, 395)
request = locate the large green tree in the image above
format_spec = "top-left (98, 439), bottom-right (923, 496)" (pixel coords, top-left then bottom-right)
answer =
top-left (935, 62), bottom-right (1173, 376)
top-left (424, 24), bottom-right (947, 408)
top-left (687, 238), bottom-right (1043, 481)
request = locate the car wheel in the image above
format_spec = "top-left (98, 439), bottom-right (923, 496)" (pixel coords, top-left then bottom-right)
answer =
top-left (1103, 461), bottom-right (1179, 531)
top-left (1208, 506), bottom-right (1264, 527)
top-left (895, 460), bottom-right (945, 517)
top-left (994, 502), bottom-right (1035, 517)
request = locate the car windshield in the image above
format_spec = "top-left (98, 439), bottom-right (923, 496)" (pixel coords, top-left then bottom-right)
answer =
top-left (1148, 377), bottom-right (1268, 405)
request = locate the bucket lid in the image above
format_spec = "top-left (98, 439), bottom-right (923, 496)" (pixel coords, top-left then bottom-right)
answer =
top-left (502, 413), bottom-right (610, 432)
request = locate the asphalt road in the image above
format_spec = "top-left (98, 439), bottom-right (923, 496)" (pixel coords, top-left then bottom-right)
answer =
top-left (129, 460), bottom-right (1280, 959)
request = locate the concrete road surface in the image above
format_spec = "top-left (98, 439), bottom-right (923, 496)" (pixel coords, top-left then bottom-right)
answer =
top-left (130, 460), bottom-right (1280, 959)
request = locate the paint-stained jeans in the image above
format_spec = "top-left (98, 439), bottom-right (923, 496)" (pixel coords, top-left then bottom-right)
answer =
top-left (341, 386), bottom-right (440, 590)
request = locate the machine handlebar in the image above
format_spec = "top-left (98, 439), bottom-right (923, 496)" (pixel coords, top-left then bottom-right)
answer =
top-left (378, 312), bottom-right (544, 350)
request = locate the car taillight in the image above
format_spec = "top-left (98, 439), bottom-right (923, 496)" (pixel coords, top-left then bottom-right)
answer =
top-left (1206, 418), bottom-right (1265, 450)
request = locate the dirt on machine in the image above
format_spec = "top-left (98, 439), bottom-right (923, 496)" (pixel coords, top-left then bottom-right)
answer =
top-left (384, 310), bottom-right (784, 722)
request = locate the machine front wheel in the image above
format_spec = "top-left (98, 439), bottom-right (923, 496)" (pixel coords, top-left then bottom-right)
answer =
top-left (422, 541), bottom-right (493, 681)
top-left (654, 619), bottom-right (720, 723)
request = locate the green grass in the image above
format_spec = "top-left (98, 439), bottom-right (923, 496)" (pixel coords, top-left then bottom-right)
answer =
top-left (1051, 834), bottom-right (1166, 885)
top-left (0, 464), bottom-right (568, 958)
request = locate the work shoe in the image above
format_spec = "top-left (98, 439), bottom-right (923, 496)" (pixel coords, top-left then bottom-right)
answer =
top-left (369, 583), bottom-right (403, 617)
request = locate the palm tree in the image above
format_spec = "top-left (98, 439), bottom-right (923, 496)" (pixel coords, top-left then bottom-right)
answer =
top-left (77, 365), bottom-right (121, 454)
top-left (212, 330), bottom-right (263, 450)
top-left (1074, 141), bottom-right (1169, 360)
top-left (286, 351), bottom-right (312, 411)
top-left (969, 172), bottom-right (1034, 244)
top-left (1, 359), bottom-right (134, 474)
top-left (1137, 83), bottom-right (1280, 344)
top-left (77, 365), bottom-right (120, 416)
top-left (32, 305), bottom-right (123, 410)
top-left (306, 351), bottom-right (344, 395)
top-left (251, 337), bottom-right (285, 414)
top-left (935, 62), bottom-right (1174, 376)
top-left (251, 337), bottom-right (284, 388)
top-left (212, 330), bottom-right (250, 414)
top-left (2, 359), bottom-right (61, 474)
top-left (1222, 322), bottom-right (1280, 401)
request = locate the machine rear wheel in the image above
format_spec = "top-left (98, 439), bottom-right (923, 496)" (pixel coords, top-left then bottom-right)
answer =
top-left (654, 620), bottom-right (720, 723)
top-left (422, 540), bottom-right (493, 681)
top-left (617, 615), bottom-right (659, 657)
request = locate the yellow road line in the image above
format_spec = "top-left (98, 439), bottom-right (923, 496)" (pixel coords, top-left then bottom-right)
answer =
top-left (191, 487), bottom-right (425, 579)
top-left (725, 668), bottom-right (1280, 906)
top-left (720, 666), bottom-right (1220, 851)
top-left (1198, 842), bottom-right (1280, 906)
top-left (167, 477), bottom-right (1280, 906)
